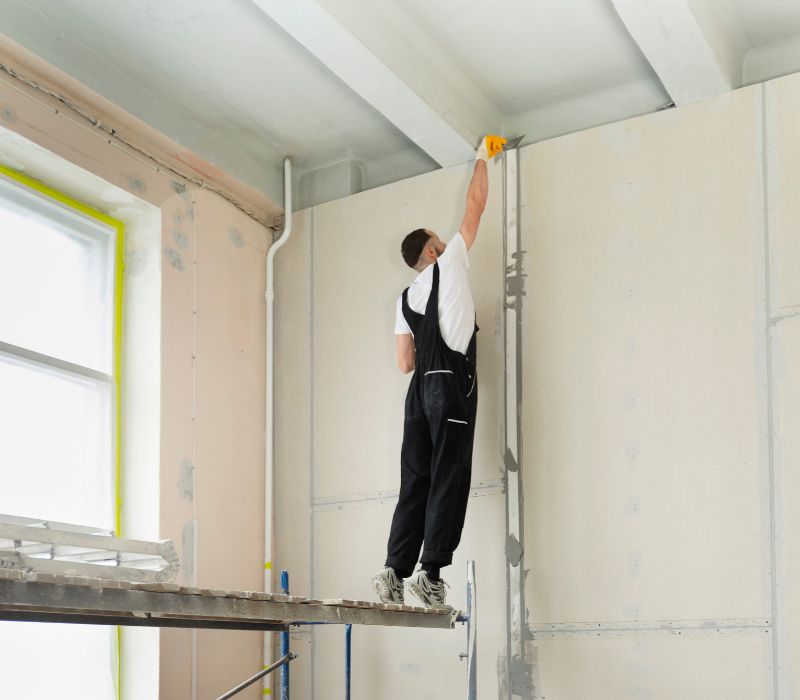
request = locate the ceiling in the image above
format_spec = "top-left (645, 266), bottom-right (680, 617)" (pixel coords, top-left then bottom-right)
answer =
top-left (1, 0), bottom-right (799, 210)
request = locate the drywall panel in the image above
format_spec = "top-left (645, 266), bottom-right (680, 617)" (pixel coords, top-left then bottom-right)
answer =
top-left (767, 73), bottom-right (800, 313)
top-left (157, 189), bottom-right (199, 699)
top-left (311, 161), bottom-right (504, 500)
top-left (194, 190), bottom-right (268, 698)
top-left (520, 87), bottom-right (766, 624)
top-left (274, 208), bottom-right (314, 698)
top-left (532, 631), bottom-right (770, 699)
top-left (775, 320), bottom-right (800, 696)
top-left (194, 189), bottom-right (267, 591)
top-left (313, 493), bottom-right (506, 698)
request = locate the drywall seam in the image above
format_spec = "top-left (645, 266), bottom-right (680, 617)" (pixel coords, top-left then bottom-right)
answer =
top-left (312, 480), bottom-right (505, 509)
top-left (763, 81), bottom-right (789, 700)
top-left (503, 147), bottom-right (532, 700)
top-left (754, 82), bottom-right (780, 700)
top-left (190, 188), bottom-right (199, 700)
top-left (309, 205), bottom-right (317, 700)
top-left (0, 62), bottom-right (277, 229)
top-left (532, 618), bottom-right (770, 637)
top-left (502, 151), bottom-right (514, 700)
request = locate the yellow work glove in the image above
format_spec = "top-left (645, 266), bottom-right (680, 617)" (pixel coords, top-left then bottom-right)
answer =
top-left (476, 134), bottom-right (507, 161)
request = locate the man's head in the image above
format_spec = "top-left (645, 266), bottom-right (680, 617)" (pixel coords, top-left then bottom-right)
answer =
top-left (401, 228), bottom-right (446, 271)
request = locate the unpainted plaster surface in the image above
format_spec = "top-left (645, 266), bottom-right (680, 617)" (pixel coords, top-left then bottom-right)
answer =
top-left (0, 59), bottom-right (270, 699)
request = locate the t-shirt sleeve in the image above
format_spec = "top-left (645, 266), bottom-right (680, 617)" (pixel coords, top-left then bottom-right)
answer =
top-left (442, 232), bottom-right (470, 269)
top-left (395, 295), bottom-right (412, 335)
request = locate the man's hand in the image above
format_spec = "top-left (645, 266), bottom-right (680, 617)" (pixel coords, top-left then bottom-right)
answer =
top-left (476, 134), bottom-right (507, 162)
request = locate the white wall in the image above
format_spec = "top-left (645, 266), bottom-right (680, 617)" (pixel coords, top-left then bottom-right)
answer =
top-left (276, 72), bottom-right (800, 698)
top-left (275, 161), bottom-right (508, 697)
top-left (521, 82), bottom-right (770, 697)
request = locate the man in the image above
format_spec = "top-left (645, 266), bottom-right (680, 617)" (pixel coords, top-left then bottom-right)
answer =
top-left (371, 134), bottom-right (506, 609)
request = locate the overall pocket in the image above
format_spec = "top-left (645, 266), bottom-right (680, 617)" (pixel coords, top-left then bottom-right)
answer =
top-left (423, 367), bottom-right (469, 421)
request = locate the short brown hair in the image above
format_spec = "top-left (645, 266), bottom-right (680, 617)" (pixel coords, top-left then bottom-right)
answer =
top-left (401, 228), bottom-right (430, 268)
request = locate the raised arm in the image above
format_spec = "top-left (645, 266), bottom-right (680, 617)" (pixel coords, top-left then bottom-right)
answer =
top-left (459, 134), bottom-right (506, 250)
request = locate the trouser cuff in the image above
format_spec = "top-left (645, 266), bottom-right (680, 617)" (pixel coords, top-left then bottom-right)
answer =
top-left (420, 549), bottom-right (453, 567)
top-left (384, 558), bottom-right (414, 579)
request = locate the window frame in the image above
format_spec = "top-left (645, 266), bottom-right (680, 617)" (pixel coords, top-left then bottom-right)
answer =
top-left (0, 163), bottom-right (125, 697)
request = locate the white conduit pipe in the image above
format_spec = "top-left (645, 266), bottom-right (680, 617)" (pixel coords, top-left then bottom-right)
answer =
top-left (264, 157), bottom-right (292, 680)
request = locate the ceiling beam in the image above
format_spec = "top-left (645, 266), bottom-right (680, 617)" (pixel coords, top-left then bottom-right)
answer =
top-left (610, 0), bottom-right (731, 106)
top-left (251, 0), bottom-right (491, 168)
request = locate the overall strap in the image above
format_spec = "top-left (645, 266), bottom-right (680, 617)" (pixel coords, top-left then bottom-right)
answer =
top-left (423, 263), bottom-right (440, 318)
top-left (401, 286), bottom-right (422, 333)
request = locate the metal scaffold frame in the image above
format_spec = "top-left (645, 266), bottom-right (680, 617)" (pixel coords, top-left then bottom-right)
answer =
top-left (0, 561), bottom-right (477, 699)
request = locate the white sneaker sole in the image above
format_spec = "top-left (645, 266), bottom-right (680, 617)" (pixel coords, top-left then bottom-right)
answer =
top-left (371, 576), bottom-right (403, 605)
top-left (406, 579), bottom-right (452, 611)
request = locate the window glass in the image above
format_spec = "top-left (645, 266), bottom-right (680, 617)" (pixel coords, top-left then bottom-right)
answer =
top-left (0, 171), bottom-right (120, 700)
top-left (0, 356), bottom-right (113, 529)
top-left (0, 622), bottom-right (115, 698)
top-left (0, 177), bottom-right (115, 373)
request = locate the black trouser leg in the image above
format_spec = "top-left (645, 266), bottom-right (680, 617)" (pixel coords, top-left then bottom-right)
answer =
top-left (385, 386), bottom-right (432, 577)
top-left (420, 377), bottom-right (478, 570)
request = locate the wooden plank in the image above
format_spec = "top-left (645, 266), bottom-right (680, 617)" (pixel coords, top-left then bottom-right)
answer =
top-left (0, 579), bottom-right (456, 629)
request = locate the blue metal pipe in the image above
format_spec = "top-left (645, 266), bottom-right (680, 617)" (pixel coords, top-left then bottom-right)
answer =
top-left (280, 570), bottom-right (290, 700)
top-left (345, 624), bottom-right (352, 700)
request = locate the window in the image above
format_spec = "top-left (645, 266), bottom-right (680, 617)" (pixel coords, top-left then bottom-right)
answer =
top-left (0, 165), bottom-right (124, 698)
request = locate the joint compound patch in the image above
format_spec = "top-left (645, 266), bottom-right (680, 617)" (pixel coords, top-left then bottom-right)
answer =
top-left (179, 459), bottom-right (195, 500)
top-left (626, 497), bottom-right (641, 517)
top-left (127, 176), bottom-right (146, 193)
top-left (172, 228), bottom-right (188, 250)
top-left (1, 104), bottom-right (16, 122)
top-left (509, 654), bottom-right (535, 698)
top-left (164, 247), bottom-right (185, 271)
top-left (126, 249), bottom-right (149, 276)
top-left (229, 227), bottom-right (244, 248)
top-left (182, 521), bottom-right (196, 576)
top-left (504, 447), bottom-right (519, 473)
top-left (171, 180), bottom-right (187, 194)
top-left (506, 534), bottom-right (523, 567)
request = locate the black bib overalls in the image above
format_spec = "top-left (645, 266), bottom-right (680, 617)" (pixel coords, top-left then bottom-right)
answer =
top-left (385, 262), bottom-right (478, 575)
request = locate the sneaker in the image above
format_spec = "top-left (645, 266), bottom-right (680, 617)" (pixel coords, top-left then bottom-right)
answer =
top-left (371, 567), bottom-right (404, 604)
top-left (406, 569), bottom-right (451, 610)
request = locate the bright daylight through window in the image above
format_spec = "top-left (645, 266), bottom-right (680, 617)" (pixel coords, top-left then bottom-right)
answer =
top-left (0, 169), bottom-right (123, 698)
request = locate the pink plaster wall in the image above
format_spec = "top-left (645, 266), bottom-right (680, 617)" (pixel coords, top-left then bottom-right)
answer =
top-left (0, 35), bottom-right (275, 699)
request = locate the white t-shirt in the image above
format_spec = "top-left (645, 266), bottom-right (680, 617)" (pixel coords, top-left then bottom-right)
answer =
top-left (394, 232), bottom-right (475, 354)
